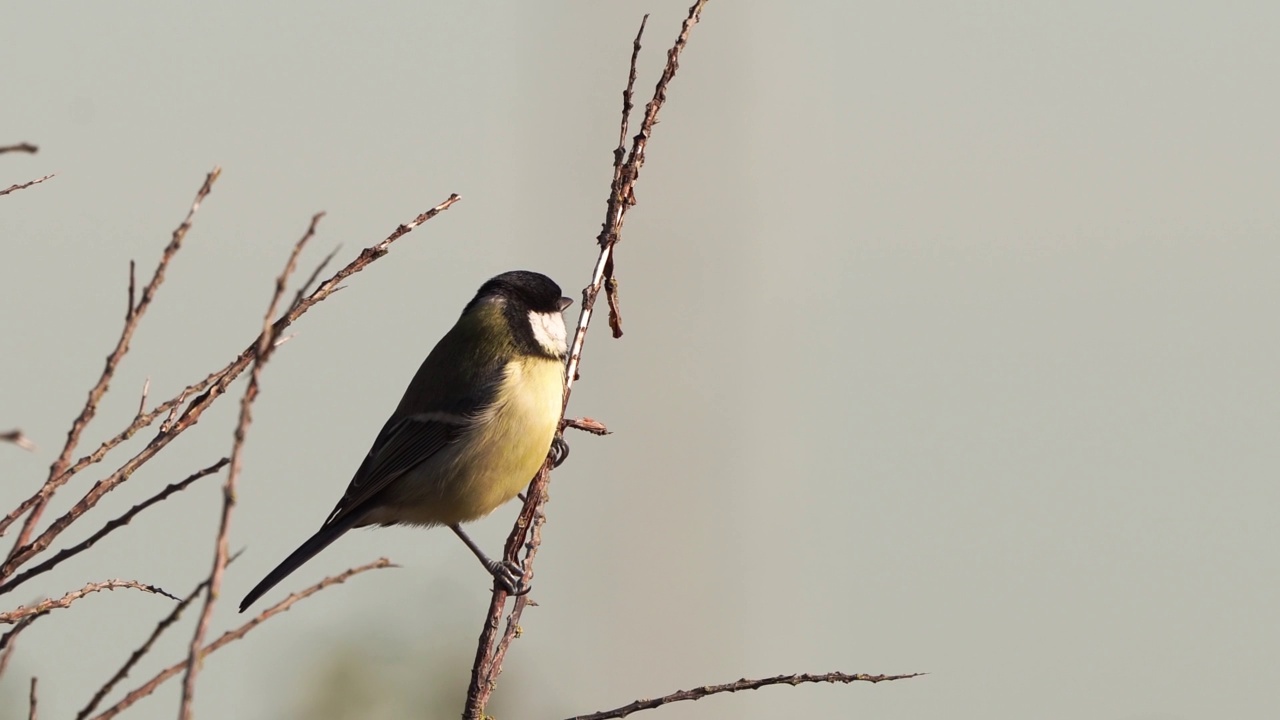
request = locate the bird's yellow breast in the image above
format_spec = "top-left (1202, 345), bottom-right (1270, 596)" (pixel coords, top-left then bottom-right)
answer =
top-left (378, 355), bottom-right (564, 526)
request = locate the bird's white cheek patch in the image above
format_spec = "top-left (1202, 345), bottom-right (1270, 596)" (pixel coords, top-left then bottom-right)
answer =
top-left (528, 310), bottom-right (567, 356)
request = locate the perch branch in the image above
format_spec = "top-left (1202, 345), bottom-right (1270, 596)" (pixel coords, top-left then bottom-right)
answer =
top-left (463, 3), bottom-right (709, 718)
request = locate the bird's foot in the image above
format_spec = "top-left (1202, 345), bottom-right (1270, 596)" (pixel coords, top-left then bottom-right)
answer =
top-left (487, 557), bottom-right (531, 596)
top-left (550, 434), bottom-right (570, 468)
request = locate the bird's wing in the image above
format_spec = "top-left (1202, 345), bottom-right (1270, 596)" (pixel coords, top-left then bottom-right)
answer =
top-left (320, 310), bottom-right (512, 529)
top-left (322, 411), bottom-right (473, 528)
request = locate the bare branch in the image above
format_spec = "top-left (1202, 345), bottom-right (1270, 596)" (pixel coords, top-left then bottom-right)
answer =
top-left (88, 558), bottom-right (393, 720)
top-left (464, 4), bottom-right (709, 717)
top-left (0, 193), bottom-right (460, 581)
top-left (0, 616), bottom-right (35, 678)
top-left (565, 672), bottom-right (926, 720)
top-left (0, 174), bottom-right (54, 197)
top-left (135, 377), bottom-right (149, 417)
top-left (563, 417), bottom-right (609, 435)
top-left (28, 676), bottom-right (37, 720)
top-left (126, 261), bottom-right (136, 322)
top-left (0, 143), bottom-right (38, 155)
top-left (4, 167), bottom-right (221, 563)
top-left (1, 430), bottom-right (36, 452)
top-left (0, 363), bottom-right (236, 539)
top-left (0, 579), bottom-right (178, 624)
top-left (178, 213), bottom-right (320, 718)
top-left (77, 551), bottom-right (240, 720)
top-left (0, 460), bottom-right (229, 596)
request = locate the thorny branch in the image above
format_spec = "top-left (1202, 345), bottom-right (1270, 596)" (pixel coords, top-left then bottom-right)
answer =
top-left (178, 212), bottom-right (324, 718)
top-left (0, 191), bottom-right (460, 583)
top-left (77, 551), bottom-right (242, 720)
top-left (564, 673), bottom-right (927, 720)
top-left (0, 579), bottom-right (178, 624)
top-left (4, 167), bottom-right (223, 564)
top-left (87, 559), bottom-right (393, 720)
top-left (463, 3), bottom-right (710, 718)
top-left (0, 175), bottom-right (53, 197)
top-left (0, 166), bottom-right (454, 706)
top-left (0, 460), bottom-right (229, 597)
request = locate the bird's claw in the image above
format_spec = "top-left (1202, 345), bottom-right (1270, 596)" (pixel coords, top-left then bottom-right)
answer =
top-left (488, 557), bottom-right (531, 596)
top-left (550, 434), bottom-right (570, 468)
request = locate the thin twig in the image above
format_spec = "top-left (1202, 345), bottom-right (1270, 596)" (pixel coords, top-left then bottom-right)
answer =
top-left (0, 616), bottom-right (35, 678)
top-left (0, 193), bottom-right (460, 581)
top-left (564, 672), bottom-right (927, 720)
top-left (0, 460), bottom-right (229, 596)
top-left (0, 143), bottom-right (38, 155)
top-left (126, 261), bottom-right (136, 321)
top-left (1, 430), bottom-right (36, 452)
top-left (5, 168), bottom-right (221, 565)
top-left (0, 359), bottom-right (240, 541)
top-left (28, 676), bottom-right (37, 720)
top-left (77, 551), bottom-right (241, 720)
top-left (178, 213), bottom-right (320, 719)
top-left (463, 4), bottom-right (709, 717)
top-left (0, 174), bottom-right (54, 197)
top-left (563, 417), bottom-right (609, 435)
top-left (0, 579), bottom-right (178, 624)
top-left (135, 377), bottom-right (149, 417)
top-left (89, 559), bottom-right (393, 720)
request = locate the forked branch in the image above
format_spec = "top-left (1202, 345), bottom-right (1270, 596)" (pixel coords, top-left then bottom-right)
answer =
top-left (463, 2), bottom-right (711, 718)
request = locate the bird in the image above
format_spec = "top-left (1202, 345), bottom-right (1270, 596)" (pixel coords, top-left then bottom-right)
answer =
top-left (239, 270), bottom-right (573, 612)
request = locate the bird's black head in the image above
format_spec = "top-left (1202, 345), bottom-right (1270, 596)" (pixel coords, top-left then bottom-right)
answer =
top-left (467, 270), bottom-right (572, 315)
top-left (464, 271), bottom-right (574, 359)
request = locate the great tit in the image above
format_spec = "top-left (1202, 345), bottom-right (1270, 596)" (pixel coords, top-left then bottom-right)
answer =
top-left (239, 270), bottom-right (572, 612)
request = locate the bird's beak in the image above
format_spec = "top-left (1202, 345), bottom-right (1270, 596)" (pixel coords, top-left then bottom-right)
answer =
top-left (557, 296), bottom-right (573, 312)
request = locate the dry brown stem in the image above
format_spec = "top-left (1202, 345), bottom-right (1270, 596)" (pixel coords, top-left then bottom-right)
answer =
top-left (27, 676), bottom-right (37, 720)
top-left (0, 459), bottom-right (229, 597)
top-left (77, 551), bottom-right (241, 720)
top-left (0, 579), bottom-right (177, 624)
top-left (88, 558), bottom-right (393, 720)
top-left (0, 143), bottom-right (38, 155)
top-left (0, 172), bottom-right (453, 709)
top-left (563, 417), bottom-right (610, 435)
top-left (3, 167), bottom-right (222, 561)
top-left (462, 3), bottom-right (709, 718)
top-left (177, 212), bottom-right (323, 718)
top-left (0, 174), bottom-right (54, 197)
top-left (0, 615), bottom-right (34, 679)
top-left (1, 430), bottom-right (36, 452)
top-left (0, 192), bottom-right (459, 582)
top-left (564, 672), bottom-right (927, 720)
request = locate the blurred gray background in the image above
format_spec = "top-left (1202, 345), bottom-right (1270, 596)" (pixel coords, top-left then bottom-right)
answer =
top-left (3, 2), bottom-right (1278, 718)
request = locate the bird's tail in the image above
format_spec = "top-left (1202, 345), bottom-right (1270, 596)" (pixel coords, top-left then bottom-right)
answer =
top-left (238, 515), bottom-right (360, 613)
